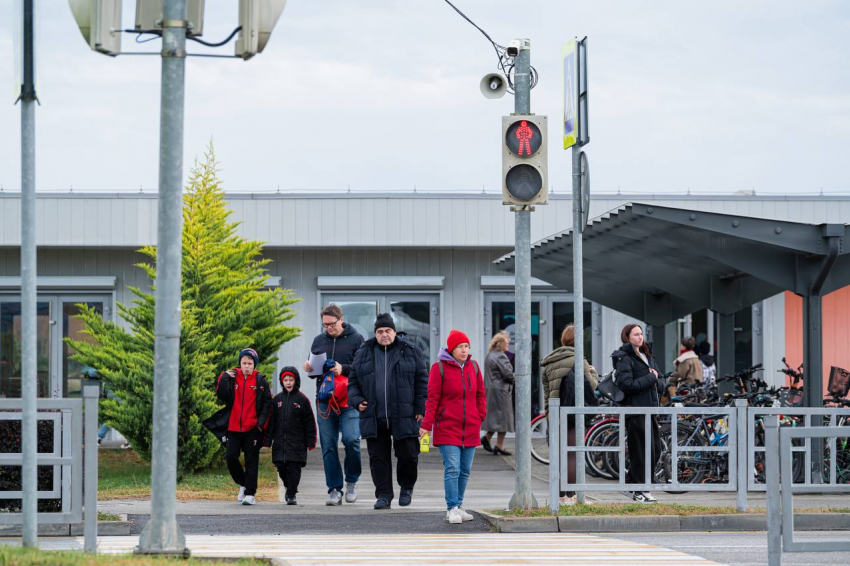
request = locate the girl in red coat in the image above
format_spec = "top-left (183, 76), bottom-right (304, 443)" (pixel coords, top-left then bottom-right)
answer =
top-left (420, 330), bottom-right (487, 524)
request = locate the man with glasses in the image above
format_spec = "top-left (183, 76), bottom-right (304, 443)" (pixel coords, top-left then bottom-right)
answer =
top-left (304, 304), bottom-right (365, 505)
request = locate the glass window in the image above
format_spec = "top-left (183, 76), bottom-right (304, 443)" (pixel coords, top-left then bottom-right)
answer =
top-left (63, 302), bottom-right (104, 398)
top-left (0, 302), bottom-right (51, 398)
top-left (388, 301), bottom-right (431, 362)
top-left (331, 301), bottom-right (379, 341)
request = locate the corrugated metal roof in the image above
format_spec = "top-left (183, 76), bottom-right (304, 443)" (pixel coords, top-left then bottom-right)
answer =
top-left (0, 192), bottom-right (846, 248)
top-left (493, 202), bottom-right (850, 326)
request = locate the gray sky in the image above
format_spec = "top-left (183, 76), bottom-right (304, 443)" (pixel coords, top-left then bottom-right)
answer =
top-left (1, 0), bottom-right (848, 195)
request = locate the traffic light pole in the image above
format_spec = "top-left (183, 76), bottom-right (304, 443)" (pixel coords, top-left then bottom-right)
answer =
top-left (137, 0), bottom-right (188, 555)
top-left (509, 40), bottom-right (537, 511)
top-left (19, 0), bottom-right (38, 548)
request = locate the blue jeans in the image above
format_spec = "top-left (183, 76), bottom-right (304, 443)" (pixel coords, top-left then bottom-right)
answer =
top-left (98, 424), bottom-right (111, 440)
top-left (317, 405), bottom-right (361, 492)
top-left (438, 445), bottom-right (476, 510)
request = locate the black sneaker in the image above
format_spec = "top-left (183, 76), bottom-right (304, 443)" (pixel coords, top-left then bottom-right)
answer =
top-left (285, 494), bottom-right (297, 505)
top-left (480, 436), bottom-right (493, 453)
top-left (399, 489), bottom-right (413, 507)
top-left (374, 498), bottom-right (391, 510)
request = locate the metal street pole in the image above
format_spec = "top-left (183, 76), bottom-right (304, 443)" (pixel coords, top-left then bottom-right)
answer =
top-left (137, 0), bottom-right (188, 555)
top-left (571, 139), bottom-right (586, 504)
top-left (19, 0), bottom-right (38, 547)
top-left (509, 39), bottom-right (537, 511)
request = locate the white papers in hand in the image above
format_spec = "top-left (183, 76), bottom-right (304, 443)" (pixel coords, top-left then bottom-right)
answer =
top-left (307, 352), bottom-right (328, 376)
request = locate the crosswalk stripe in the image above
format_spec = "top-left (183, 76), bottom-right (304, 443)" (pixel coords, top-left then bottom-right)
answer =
top-left (28, 534), bottom-right (724, 565)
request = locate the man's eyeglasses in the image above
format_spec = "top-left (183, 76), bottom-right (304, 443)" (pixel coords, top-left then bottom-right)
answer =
top-left (322, 319), bottom-right (340, 328)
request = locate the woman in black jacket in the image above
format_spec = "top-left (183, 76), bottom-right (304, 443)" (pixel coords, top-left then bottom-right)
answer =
top-left (266, 367), bottom-right (317, 505)
top-left (611, 324), bottom-right (662, 504)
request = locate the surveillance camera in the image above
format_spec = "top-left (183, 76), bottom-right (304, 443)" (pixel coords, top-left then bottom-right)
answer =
top-left (506, 38), bottom-right (530, 58)
top-left (506, 39), bottom-right (523, 57)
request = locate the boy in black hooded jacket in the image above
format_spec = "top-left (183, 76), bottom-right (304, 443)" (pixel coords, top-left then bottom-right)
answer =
top-left (266, 367), bottom-right (317, 505)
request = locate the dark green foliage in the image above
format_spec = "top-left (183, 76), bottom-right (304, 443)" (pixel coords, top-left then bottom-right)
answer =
top-left (0, 418), bottom-right (60, 512)
top-left (66, 146), bottom-right (300, 476)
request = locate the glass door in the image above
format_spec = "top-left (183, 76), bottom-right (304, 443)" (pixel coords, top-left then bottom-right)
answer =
top-left (321, 294), bottom-right (439, 363)
top-left (386, 295), bottom-right (438, 363)
top-left (485, 296), bottom-right (542, 416)
top-left (60, 299), bottom-right (106, 398)
top-left (0, 299), bottom-right (51, 398)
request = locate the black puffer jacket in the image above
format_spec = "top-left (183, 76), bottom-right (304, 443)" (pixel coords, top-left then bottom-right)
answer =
top-left (308, 322), bottom-right (364, 380)
top-left (348, 335), bottom-right (429, 439)
top-left (612, 343), bottom-right (661, 408)
top-left (266, 367), bottom-right (317, 464)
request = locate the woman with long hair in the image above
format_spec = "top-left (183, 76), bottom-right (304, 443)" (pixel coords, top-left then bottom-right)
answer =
top-left (480, 331), bottom-right (515, 455)
top-left (612, 323), bottom-right (662, 504)
top-left (541, 323), bottom-right (598, 505)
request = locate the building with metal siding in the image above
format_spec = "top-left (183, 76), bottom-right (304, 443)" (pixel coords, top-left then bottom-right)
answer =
top-left (0, 192), bottom-right (846, 405)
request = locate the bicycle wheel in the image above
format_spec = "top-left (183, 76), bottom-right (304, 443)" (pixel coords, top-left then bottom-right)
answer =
top-left (530, 415), bottom-right (549, 465)
top-left (586, 421), bottom-right (619, 481)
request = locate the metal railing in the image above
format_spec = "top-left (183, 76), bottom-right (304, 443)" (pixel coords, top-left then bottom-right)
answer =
top-left (765, 416), bottom-right (850, 566)
top-left (548, 399), bottom-right (744, 513)
top-left (0, 386), bottom-right (98, 551)
top-left (549, 399), bottom-right (850, 515)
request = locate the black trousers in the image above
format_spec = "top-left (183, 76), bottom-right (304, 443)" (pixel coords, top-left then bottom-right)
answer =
top-left (225, 428), bottom-right (262, 496)
top-left (625, 414), bottom-right (662, 485)
top-left (365, 421), bottom-right (419, 500)
top-left (275, 461), bottom-right (305, 496)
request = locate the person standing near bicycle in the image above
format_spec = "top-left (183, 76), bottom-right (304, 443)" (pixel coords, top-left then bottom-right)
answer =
top-left (541, 323), bottom-right (598, 505)
top-left (667, 336), bottom-right (702, 399)
top-left (480, 331), bottom-right (515, 456)
top-left (612, 323), bottom-right (662, 504)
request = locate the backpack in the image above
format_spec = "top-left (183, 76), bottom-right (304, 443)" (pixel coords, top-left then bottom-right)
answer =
top-left (317, 359), bottom-right (341, 419)
top-left (558, 366), bottom-right (598, 426)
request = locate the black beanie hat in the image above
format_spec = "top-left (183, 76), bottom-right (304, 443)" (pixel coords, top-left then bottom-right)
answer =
top-left (374, 313), bottom-right (396, 332)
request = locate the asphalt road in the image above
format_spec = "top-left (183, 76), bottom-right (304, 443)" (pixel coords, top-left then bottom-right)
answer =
top-left (604, 531), bottom-right (850, 566)
top-left (128, 512), bottom-right (493, 536)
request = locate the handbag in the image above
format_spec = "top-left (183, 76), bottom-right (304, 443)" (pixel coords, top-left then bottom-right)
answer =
top-left (597, 370), bottom-right (625, 404)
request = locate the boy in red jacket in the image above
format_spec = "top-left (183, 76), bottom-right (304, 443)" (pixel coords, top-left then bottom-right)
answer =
top-left (214, 348), bottom-right (272, 506)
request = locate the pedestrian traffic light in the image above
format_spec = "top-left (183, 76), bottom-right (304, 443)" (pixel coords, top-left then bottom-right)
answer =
top-left (68, 0), bottom-right (122, 56)
top-left (235, 0), bottom-right (288, 60)
top-left (502, 115), bottom-right (548, 206)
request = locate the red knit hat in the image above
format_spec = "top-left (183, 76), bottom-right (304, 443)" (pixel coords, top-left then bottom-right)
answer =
top-left (447, 329), bottom-right (471, 353)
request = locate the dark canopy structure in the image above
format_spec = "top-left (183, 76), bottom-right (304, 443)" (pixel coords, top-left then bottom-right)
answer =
top-left (494, 202), bottom-right (850, 406)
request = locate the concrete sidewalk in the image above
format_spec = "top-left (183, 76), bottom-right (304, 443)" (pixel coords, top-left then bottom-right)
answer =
top-left (100, 436), bottom-right (850, 518)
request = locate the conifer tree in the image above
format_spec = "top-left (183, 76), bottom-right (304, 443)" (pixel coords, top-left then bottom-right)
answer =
top-left (67, 146), bottom-right (299, 476)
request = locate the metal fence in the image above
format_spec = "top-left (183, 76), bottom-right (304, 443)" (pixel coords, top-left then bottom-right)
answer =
top-left (549, 399), bottom-right (850, 515)
top-left (765, 416), bottom-right (850, 566)
top-left (0, 386), bottom-right (99, 551)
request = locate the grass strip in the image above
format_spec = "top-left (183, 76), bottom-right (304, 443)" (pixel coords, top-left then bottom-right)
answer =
top-left (488, 503), bottom-right (850, 517)
top-left (98, 450), bottom-right (279, 502)
top-left (0, 547), bottom-right (268, 565)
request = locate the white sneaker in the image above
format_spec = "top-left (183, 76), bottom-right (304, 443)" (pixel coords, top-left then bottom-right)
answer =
top-left (559, 495), bottom-right (577, 506)
top-left (326, 489), bottom-right (343, 506)
top-left (457, 507), bottom-right (474, 522)
top-left (241, 495), bottom-right (255, 505)
top-left (237, 486), bottom-right (246, 502)
top-left (446, 507), bottom-right (462, 524)
top-left (633, 491), bottom-right (657, 504)
top-left (345, 482), bottom-right (358, 503)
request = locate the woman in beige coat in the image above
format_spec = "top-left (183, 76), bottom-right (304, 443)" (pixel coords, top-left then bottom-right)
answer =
top-left (541, 324), bottom-right (598, 505)
top-left (481, 332), bottom-right (515, 456)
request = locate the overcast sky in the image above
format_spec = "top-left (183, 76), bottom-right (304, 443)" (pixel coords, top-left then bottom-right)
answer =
top-left (0, 0), bottom-right (848, 195)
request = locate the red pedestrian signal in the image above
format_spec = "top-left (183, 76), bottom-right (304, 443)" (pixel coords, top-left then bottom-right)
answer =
top-left (502, 115), bottom-right (548, 205)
